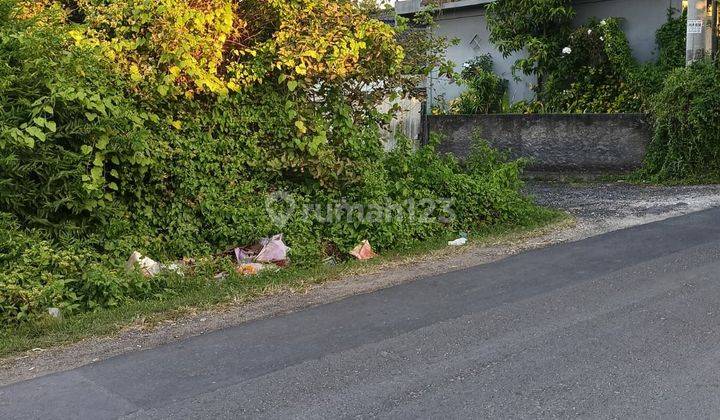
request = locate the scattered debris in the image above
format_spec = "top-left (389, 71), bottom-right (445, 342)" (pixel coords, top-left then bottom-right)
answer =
top-left (256, 234), bottom-right (290, 264)
top-left (126, 252), bottom-right (195, 277)
top-left (236, 263), bottom-right (265, 276)
top-left (125, 251), bottom-right (162, 277)
top-left (126, 235), bottom-right (290, 283)
top-left (322, 256), bottom-right (338, 266)
top-left (350, 240), bottom-right (377, 260)
top-left (47, 308), bottom-right (62, 319)
top-left (234, 247), bottom-right (253, 264)
top-left (448, 238), bottom-right (468, 246)
top-left (162, 263), bottom-right (184, 276)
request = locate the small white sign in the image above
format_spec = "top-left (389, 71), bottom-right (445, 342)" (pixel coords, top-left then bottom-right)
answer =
top-left (688, 19), bottom-right (704, 34)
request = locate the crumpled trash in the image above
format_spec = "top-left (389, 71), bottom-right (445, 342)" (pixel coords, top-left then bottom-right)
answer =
top-left (234, 247), bottom-right (253, 264)
top-left (322, 256), bottom-right (338, 266)
top-left (350, 240), bottom-right (377, 260)
top-left (162, 263), bottom-right (184, 276)
top-left (255, 234), bottom-right (290, 264)
top-left (448, 237), bottom-right (468, 246)
top-left (236, 263), bottom-right (265, 276)
top-left (47, 307), bottom-right (62, 319)
top-left (126, 251), bottom-right (162, 277)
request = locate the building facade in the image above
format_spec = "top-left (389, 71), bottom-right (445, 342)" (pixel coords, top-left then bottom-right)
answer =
top-left (396, 0), bottom-right (684, 108)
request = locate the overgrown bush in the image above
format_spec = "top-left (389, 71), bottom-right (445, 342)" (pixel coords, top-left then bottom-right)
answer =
top-left (538, 18), bottom-right (642, 113)
top-left (656, 8), bottom-right (687, 71)
top-left (488, 1), bottom-right (686, 114)
top-left (639, 60), bottom-right (720, 182)
top-left (451, 55), bottom-right (508, 114)
top-left (0, 0), bottom-right (549, 326)
top-left (0, 213), bottom-right (169, 323)
top-left (486, 0), bottom-right (575, 81)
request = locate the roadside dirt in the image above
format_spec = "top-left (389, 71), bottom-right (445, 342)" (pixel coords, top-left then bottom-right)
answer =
top-left (2, 181), bottom-right (720, 386)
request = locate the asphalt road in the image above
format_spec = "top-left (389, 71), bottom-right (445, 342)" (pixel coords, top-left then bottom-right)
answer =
top-left (3, 208), bottom-right (720, 419)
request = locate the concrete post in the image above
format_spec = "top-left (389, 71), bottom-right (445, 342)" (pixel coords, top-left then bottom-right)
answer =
top-left (712, 0), bottom-right (719, 57)
top-left (687, 0), bottom-right (709, 64)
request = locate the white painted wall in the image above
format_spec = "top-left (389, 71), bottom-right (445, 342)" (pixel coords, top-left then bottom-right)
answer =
top-left (430, 7), bottom-right (535, 106)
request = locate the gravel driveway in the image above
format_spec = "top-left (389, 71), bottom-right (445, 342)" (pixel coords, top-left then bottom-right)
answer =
top-left (527, 181), bottom-right (720, 235)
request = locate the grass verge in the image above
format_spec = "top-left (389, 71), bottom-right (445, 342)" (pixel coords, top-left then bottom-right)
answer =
top-left (0, 208), bottom-right (568, 359)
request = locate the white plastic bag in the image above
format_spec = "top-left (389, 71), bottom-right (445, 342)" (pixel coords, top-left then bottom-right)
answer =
top-left (255, 234), bottom-right (290, 263)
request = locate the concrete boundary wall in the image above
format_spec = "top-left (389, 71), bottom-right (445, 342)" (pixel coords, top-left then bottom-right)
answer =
top-left (428, 114), bottom-right (651, 172)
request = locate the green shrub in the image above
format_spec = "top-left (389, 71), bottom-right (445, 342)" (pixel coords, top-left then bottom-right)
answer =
top-left (639, 61), bottom-right (720, 182)
top-left (0, 0), bottom-right (550, 327)
top-left (451, 55), bottom-right (509, 114)
top-left (537, 18), bottom-right (643, 113)
top-left (0, 213), bottom-right (167, 323)
top-left (656, 8), bottom-right (687, 71)
top-left (0, 2), bottom-right (157, 229)
top-left (492, 7), bottom-right (686, 114)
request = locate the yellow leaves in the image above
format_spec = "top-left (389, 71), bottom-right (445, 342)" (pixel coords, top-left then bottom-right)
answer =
top-left (301, 50), bottom-right (321, 60)
top-left (227, 81), bottom-right (241, 92)
top-left (257, 0), bottom-right (402, 85)
top-left (129, 64), bottom-right (142, 82)
top-left (294, 120), bottom-right (307, 134)
top-left (193, 15), bottom-right (206, 29)
top-left (68, 29), bottom-right (83, 41)
top-left (70, 0), bottom-right (240, 96)
top-left (294, 63), bottom-right (308, 76)
top-left (50, 0), bottom-right (402, 97)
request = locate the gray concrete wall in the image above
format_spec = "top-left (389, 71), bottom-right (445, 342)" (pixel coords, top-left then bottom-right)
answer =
top-left (428, 114), bottom-right (650, 172)
top-left (406, 0), bottom-right (683, 106)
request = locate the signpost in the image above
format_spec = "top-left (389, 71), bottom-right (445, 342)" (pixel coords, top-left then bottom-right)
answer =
top-left (686, 1), bottom-right (709, 65)
top-left (686, 0), bottom-right (719, 65)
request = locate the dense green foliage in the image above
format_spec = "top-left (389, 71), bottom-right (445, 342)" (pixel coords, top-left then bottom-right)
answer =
top-left (656, 8), bottom-right (687, 70)
top-left (487, 1), bottom-right (687, 114)
top-left (451, 55), bottom-right (509, 114)
top-left (534, 18), bottom-right (643, 113)
top-left (0, 0), bottom-right (546, 326)
top-left (486, 0), bottom-right (575, 80)
top-left (639, 60), bottom-right (720, 182)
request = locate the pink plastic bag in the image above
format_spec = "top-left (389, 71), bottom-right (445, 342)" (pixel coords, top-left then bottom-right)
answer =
top-left (255, 234), bottom-right (290, 263)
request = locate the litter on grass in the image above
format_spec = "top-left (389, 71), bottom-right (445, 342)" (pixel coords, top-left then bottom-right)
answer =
top-left (126, 252), bottom-right (193, 277)
top-left (125, 251), bottom-right (162, 277)
top-left (350, 240), bottom-right (377, 260)
top-left (448, 238), bottom-right (468, 246)
top-left (256, 234), bottom-right (290, 264)
top-left (236, 263), bottom-right (265, 276)
top-left (162, 263), bottom-right (184, 276)
top-left (128, 235), bottom-right (289, 281)
top-left (47, 307), bottom-right (62, 319)
top-left (234, 247), bottom-right (254, 264)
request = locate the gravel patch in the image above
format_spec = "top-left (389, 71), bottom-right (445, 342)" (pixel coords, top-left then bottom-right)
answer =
top-left (2, 181), bottom-right (720, 386)
top-left (527, 181), bottom-right (720, 237)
